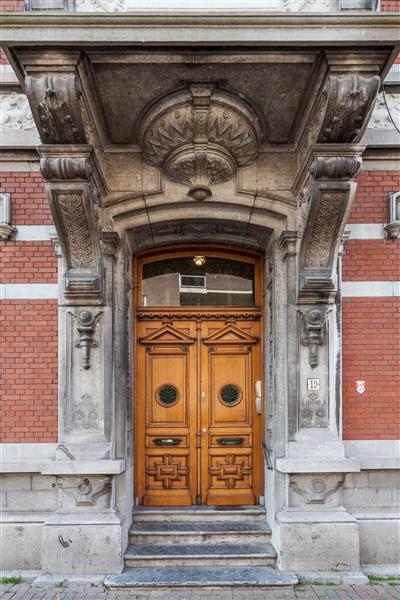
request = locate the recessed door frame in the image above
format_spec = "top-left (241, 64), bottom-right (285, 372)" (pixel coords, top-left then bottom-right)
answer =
top-left (133, 244), bottom-right (265, 506)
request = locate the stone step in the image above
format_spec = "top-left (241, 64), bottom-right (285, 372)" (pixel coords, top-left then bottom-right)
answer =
top-left (129, 520), bottom-right (272, 544)
top-left (123, 542), bottom-right (277, 567)
top-left (132, 505), bottom-right (266, 522)
top-left (105, 566), bottom-right (298, 588)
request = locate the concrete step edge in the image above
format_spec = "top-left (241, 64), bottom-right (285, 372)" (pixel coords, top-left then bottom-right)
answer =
top-left (105, 566), bottom-right (298, 588)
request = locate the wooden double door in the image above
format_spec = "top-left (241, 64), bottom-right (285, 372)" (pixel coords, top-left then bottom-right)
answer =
top-left (135, 310), bottom-right (262, 506)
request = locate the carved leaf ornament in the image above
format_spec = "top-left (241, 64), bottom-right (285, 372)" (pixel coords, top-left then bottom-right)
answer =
top-left (136, 85), bottom-right (261, 192)
top-left (25, 74), bottom-right (86, 145)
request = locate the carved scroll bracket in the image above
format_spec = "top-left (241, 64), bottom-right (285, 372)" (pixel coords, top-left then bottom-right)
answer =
top-left (25, 73), bottom-right (86, 145)
top-left (39, 146), bottom-right (106, 306)
top-left (296, 150), bottom-right (363, 302)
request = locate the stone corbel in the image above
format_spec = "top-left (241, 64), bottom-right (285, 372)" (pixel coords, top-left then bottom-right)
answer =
top-left (39, 146), bottom-right (105, 305)
top-left (317, 73), bottom-right (380, 145)
top-left (25, 73), bottom-right (86, 145)
top-left (297, 149), bottom-right (363, 301)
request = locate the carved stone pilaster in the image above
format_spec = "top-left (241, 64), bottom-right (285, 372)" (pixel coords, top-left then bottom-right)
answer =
top-left (39, 146), bottom-right (104, 305)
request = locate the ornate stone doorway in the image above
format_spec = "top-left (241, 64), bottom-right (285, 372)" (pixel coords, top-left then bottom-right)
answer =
top-left (2, 14), bottom-right (396, 574)
top-left (134, 247), bottom-right (263, 506)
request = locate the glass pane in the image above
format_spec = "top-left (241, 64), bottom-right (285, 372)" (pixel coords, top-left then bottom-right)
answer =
top-left (141, 256), bottom-right (255, 307)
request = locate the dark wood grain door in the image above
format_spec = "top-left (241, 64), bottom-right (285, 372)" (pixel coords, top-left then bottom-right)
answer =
top-left (135, 310), bottom-right (262, 506)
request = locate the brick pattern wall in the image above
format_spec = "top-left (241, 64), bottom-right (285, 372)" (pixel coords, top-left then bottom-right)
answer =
top-left (342, 298), bottom-right (400, 439)
top-left (0, 0), bottom-right (24, 10)
top-left (380, 0), bottom-right (400, 10)
top-left (0, 169), bottom-right (58, 442)
top-left (0, 173), bottom-right (52, 225)
top-left (0, 242), bottom-right (57, 283)
top-left (0, 301), bottom-right (58, 442)
top-left (342, 169), bottom-right (400, 440)
top-left (348, 171), bottom-right (400, 224)
top-left (343, 239), bottom-right (400, 281)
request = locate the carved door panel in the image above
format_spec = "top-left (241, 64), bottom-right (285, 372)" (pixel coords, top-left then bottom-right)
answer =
top-left (200, 320), bottom-right (261, 505)
top-left (136, 319), bottom-right (197, 505)
top-left (136, 314), bottom-right (262, 506)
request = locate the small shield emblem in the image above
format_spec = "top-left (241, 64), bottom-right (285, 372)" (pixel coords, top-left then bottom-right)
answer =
top-left (356, 381), bottom-right (366, 394)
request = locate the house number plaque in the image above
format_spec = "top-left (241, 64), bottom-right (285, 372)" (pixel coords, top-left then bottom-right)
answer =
top-left (307, 378), bottom-right (320, 391)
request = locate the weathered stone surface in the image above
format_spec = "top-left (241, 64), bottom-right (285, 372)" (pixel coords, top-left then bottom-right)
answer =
top-left (41, 521), bottom-right (123, 575)
top-left (0, 474), bottom-right (32, 491)
top-left (5, 490), bottom-right (58, 512)
top-left (278, 514), bottom-right (360, 571)
top-left (0, 523), bottom-right (42, 570)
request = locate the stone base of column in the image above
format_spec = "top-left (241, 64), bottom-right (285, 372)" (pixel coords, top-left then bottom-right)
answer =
top-left (277, 509), bottom-right (361, 572)
top-left (39, 512), bottom-right (124, 577)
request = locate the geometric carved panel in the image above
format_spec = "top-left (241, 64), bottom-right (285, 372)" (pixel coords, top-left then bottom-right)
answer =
top-left (146, 454), bottom-right (189, 490)
top-left (209, 453), bottom-right (252, 489)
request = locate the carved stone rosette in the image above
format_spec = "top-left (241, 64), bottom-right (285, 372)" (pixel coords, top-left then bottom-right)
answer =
top-left (136, 84), bottom-right (261, 197)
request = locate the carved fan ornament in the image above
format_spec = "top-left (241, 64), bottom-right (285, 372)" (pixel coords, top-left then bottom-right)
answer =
top-left (136, 84), bottom-right (261, 197)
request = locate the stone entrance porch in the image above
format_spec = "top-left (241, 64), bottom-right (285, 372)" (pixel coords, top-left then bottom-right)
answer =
top-left (1, 11), bottom-right (399, 583)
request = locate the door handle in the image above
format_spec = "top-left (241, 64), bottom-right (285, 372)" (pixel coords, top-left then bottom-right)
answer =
top-left (153, 438), bottom-right (182, 446)
top-left (255, 380), bottom-right (262, 414)
top-left (216, 437), bottom-right (245, 446)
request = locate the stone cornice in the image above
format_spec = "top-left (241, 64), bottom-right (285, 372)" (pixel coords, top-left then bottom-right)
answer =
top-left (1, 14), bottom-right (399, 50)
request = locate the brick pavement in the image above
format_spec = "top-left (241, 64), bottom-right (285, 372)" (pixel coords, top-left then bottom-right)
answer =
top-left (0, 582), bottom-right (399, 600)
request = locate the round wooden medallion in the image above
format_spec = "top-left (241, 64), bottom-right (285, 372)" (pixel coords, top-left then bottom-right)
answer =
top-left (156, 384), bottom-right (180, 408)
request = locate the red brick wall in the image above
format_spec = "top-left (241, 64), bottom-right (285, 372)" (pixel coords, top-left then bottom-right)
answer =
top-left (380, 0), bottom-right (400, 10)
top-left (0, 0), bottom-right (24, 10)
top-left (0, 170), bottom-right (58, 443)
top-left (343, 239), bottom-right (400, 281)
top-left (0, 301), bottom-right (58, 442)
top-left (342, 298), bottom-right (400, 439)
top-left (348, 171), bottom-right (400, 224)
top-left (0, 172), bottom-right (52, 225)
top-left (0, 242), bottom-right (57, 283)
top-left (342, 169), bottom-right (400, 440)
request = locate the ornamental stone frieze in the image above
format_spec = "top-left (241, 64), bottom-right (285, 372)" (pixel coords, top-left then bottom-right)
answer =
top-left (136, 84), bottom-right (261, 199)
